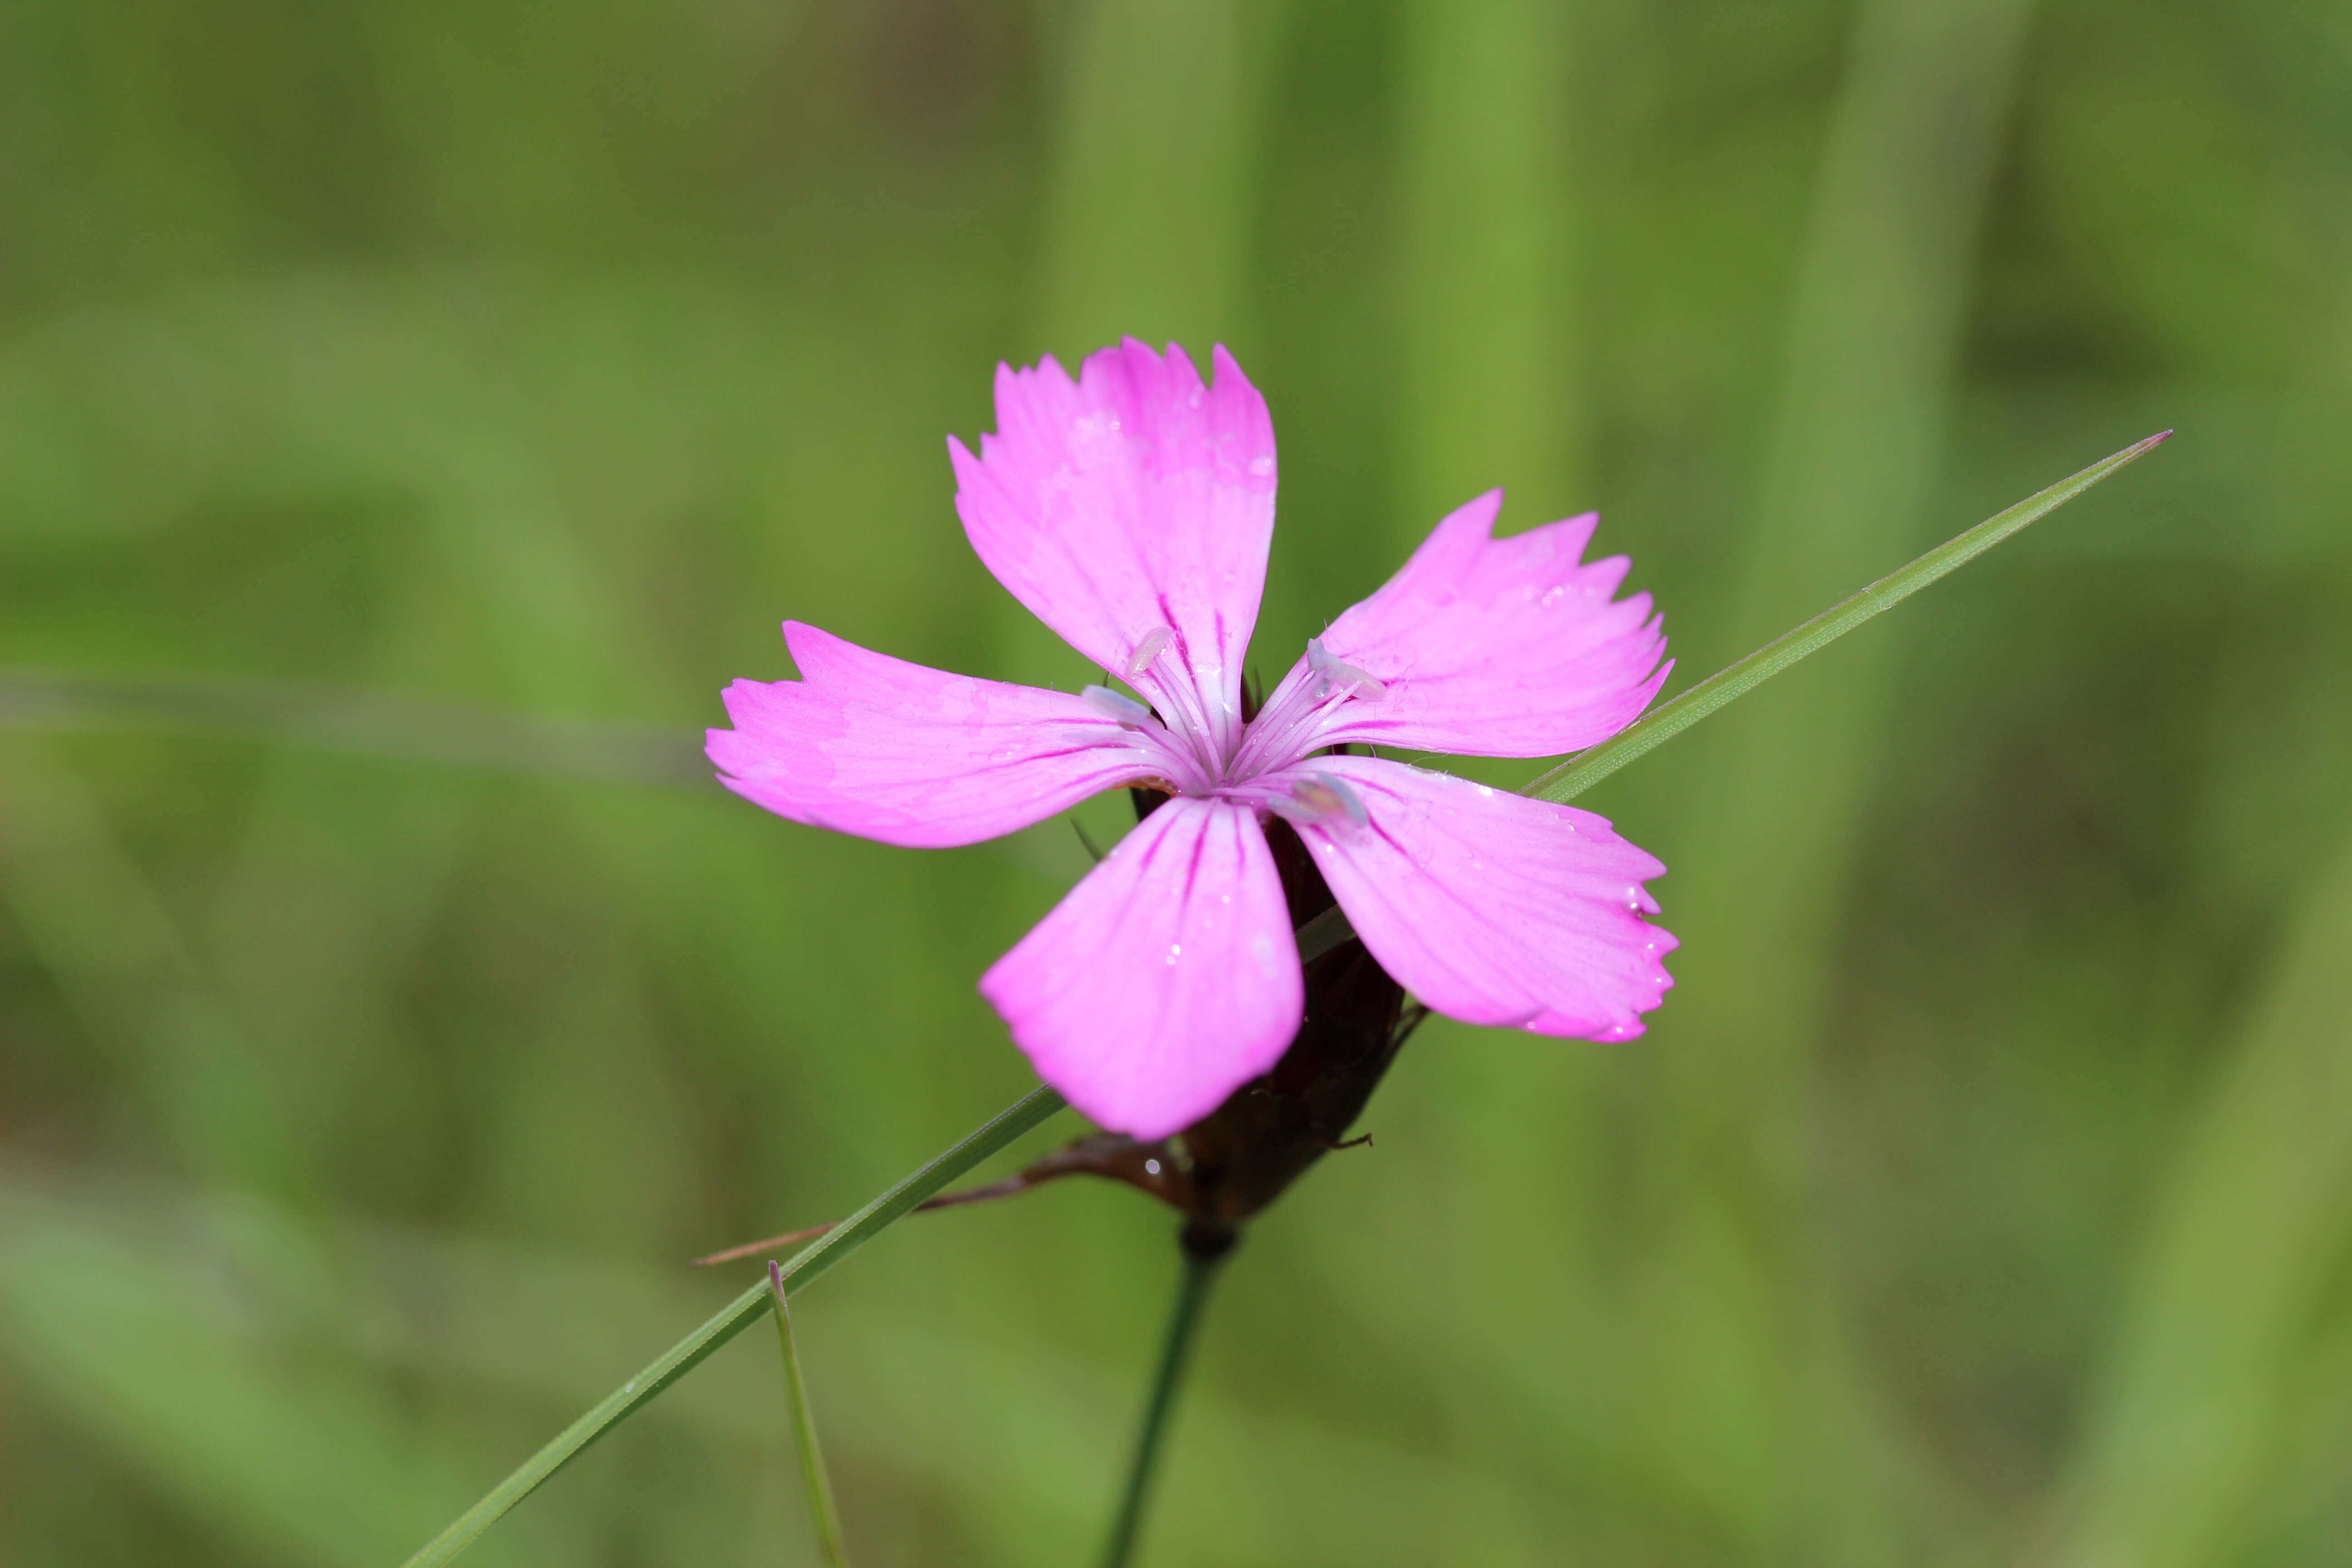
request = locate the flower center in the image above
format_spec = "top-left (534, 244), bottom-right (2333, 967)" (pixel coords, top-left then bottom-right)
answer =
top-left (1219, 638), bottom-right (1392, 786)
top-left (1103, 632), bottom-right (1391, 803)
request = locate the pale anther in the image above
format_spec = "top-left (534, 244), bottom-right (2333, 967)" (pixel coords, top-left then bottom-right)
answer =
top-left (1275, 770), bottom-right (1368, 829)
top-left (1306, 637), bottom-right (1387, 699)
top-left (1081, 684), bottom-right (1155, 728)
top-left (1126, 625), bottom-right (1175, 677)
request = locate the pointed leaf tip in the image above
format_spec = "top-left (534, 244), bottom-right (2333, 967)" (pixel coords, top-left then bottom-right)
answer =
top-left (1523, 431), bottom-right (2174, 804)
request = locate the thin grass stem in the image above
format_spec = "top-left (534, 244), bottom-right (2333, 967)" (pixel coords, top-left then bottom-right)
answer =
top-left (1100, 1223), bottom-right (1235, 1568)
top-left (769, 1260), bottom-right (850, 1568)
top-left (1524, 431), bottom-right (2170, 803)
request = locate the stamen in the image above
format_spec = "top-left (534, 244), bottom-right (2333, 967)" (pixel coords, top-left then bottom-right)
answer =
top-left (1306, 637), bottom-right (1387, 700)
top-left (1126, 626), bottom-right (1175, 678)
top-left (1273, 770), bottom-right (1369, 829)
top-left (1081, 684), bottom-right (1156, 728)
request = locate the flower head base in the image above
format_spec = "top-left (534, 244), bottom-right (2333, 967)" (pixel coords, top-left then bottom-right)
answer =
top-left (709, 340), bottom-right (1676, 1138)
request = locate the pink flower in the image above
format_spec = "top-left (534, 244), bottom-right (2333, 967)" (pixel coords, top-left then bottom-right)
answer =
top-left (710, 341), bottom-right (1677, 1139)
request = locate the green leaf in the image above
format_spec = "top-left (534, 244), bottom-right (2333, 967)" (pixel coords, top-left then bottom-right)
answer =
top-left (1522, 431), bottom-right (2171, 804)
top-left (400, 1083), bottom-right (1065, 1568)
top-left (769, 1260), bottom-right (851, 1568)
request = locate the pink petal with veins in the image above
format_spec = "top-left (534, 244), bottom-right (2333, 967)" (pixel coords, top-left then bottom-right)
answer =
top-left (707, 622), bottom-right (1157, 849)
top-left (1275, 491), bottom-right (1668, 760)
top-left (980, 795), bottom-right (1302, 1138)
top-left (951, 339), bottom-right (1277, 766)
top-left (1278, 755), bottom-right (1676, 1040)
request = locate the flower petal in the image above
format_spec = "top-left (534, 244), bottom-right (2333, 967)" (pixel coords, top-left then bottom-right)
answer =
top-left (708, 622), bottom-right (1165, 849)
top-left (950, 339), bottom-right (1277, 767)
top-left (1269, 756), bottom-right (1675, 1039)
top-left (1258, 491), bottom-right (1667, 761)
top-left (980, 795), bottom-right (1303, 1138)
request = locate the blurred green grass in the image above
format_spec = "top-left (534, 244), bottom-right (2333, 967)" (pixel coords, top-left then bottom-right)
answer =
top-left (2, 0), bottom-right (2349, 1563)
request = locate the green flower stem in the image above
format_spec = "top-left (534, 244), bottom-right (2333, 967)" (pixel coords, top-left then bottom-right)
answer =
top-left (1100, 1224), bottom-right (1235, 1568)
top-left (769, 1260), bottom-right (850, 1568)
top-left (400, 1084), bottom-right (1065, 1568)
top-left (1292, 432), bottom-right (2170, 967)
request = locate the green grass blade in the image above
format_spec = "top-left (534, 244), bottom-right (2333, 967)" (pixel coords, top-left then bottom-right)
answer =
top-left (1288, 436), bottom-right (2170, 967)
top-left (399, 1084), bottom-right (1065, 1568)
top-left (769, 1260), bottom-right (850, 1568)
top-left (1523, 431), bottom-right (2171, 804)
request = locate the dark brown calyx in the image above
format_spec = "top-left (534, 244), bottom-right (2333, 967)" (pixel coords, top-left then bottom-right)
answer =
top-left (1157, 813), bottom-right (1418, 1221)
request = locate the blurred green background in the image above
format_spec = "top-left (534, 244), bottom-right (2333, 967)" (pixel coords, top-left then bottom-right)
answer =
top-left (4, 0), bottom-right (2350, 1563)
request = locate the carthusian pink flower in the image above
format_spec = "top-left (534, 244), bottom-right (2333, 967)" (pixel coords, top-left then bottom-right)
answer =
top-left (710, 341), bottom-right (1676, 1139)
